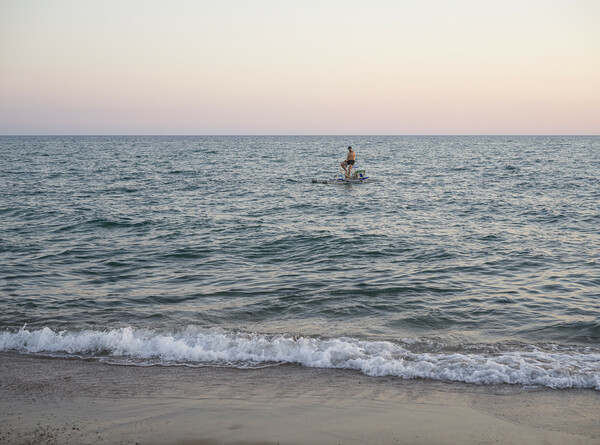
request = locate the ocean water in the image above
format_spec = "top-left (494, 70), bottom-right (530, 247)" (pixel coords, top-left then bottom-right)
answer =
top-left (1, 135), bottom-right (599, 390)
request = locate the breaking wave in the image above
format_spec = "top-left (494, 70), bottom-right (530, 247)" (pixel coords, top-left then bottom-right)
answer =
top-left (1, 326), bottom-right (599, 390)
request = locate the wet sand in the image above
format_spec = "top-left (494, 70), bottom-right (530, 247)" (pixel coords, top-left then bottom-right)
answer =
top-left (1, 352), bottom-right (599, 444)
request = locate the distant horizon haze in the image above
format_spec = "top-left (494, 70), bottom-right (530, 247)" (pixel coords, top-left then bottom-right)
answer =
top-left (1, 0), bottom-right (599, 135)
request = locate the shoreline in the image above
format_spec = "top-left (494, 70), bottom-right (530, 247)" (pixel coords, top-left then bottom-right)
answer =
top-left (1, 352), bottom-right (599, 444)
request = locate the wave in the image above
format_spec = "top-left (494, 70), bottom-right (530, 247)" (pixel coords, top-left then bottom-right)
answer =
top-left (1, 327), bottom-right (599, 390)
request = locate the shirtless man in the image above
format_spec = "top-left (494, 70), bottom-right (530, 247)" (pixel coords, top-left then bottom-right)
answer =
top-left (341, 146), bottom-right (356, 178)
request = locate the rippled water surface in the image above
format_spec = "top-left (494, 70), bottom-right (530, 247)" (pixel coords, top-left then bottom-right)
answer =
top-left (1, 136), bottom-right (599, 388)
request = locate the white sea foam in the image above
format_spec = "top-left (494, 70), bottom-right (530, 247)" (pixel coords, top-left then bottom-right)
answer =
top-left (1, 326), bottom-right (599, 390)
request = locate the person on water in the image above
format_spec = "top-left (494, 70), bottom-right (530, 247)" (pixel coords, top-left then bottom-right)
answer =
top-left (341, 146), bottom-right (356, 177)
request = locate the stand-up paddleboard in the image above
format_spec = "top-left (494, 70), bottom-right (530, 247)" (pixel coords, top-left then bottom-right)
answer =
top-left (312, 169), bottom-right (370, 184)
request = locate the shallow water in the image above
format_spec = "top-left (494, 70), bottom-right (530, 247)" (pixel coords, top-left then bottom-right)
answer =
top-left (1, 136), bottom-right (599, 388)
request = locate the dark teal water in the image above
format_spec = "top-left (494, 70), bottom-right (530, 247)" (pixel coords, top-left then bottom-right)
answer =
top-left (1, 136), bottom-right (599, 389)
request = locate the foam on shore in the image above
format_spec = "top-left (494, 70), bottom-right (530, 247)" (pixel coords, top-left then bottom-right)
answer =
top-left (1, 326), bottom-right (598, 390)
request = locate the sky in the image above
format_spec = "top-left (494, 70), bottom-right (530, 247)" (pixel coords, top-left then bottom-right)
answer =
top-left (0, 0), bottom-right (598, 135)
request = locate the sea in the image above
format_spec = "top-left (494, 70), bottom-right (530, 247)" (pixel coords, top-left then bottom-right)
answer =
top-left (1, 135), bottom-right (599, 390)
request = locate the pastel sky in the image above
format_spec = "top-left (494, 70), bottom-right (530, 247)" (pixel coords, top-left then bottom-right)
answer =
top-left (1, 0), bottom-right (598, 135)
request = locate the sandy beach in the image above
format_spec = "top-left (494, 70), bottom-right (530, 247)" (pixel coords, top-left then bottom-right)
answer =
top-left (1, 352), bottom-right (598, 445)
top-left (3, 0), bottom-right (600, 442)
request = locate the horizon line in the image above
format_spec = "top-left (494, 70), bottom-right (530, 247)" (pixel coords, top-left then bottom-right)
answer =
top-left (1, 134), bottom-right (599, 137)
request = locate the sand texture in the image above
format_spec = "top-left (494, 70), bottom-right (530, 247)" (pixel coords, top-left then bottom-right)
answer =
top-left (1, 352), bottom-right (599, 444)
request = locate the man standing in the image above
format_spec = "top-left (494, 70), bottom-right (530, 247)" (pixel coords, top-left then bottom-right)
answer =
top-left (341, 146), bottom-right (356, 178)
